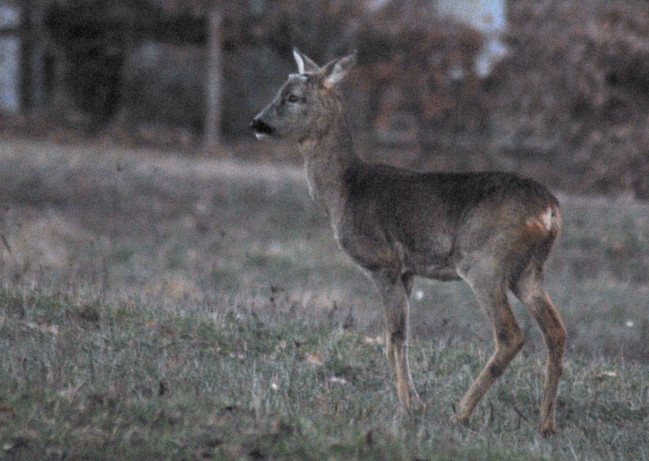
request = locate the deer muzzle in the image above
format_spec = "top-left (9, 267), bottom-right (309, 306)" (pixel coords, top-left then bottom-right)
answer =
top-left (250, 116), bottom-right (275, 139)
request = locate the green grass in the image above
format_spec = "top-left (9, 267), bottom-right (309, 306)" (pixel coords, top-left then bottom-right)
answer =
top-left (0, 139), bottom-right (648, 459)
top-left (1, 288), bottom-right (647, 460)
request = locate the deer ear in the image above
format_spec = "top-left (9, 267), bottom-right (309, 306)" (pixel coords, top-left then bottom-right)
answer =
top-left (293, 48), bottom-right (320, 74)
top-left (320, 51), bottom-right (357, 88)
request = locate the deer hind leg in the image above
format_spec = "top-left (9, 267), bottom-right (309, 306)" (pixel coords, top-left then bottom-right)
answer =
top-left (512, 266), bottom-right (566, 436)
top-left (373, 270), bottom-right (424, 411)
top-left (454, 275), bottom-right (525, 425)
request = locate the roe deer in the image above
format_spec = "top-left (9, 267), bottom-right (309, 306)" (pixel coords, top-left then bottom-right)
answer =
top-left (250, 49), bottom-right (567, 436)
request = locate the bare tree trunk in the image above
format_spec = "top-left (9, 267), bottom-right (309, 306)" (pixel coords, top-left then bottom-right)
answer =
top-left (204, 9), bottom-right (222, 149)
top-left (30, 0), bottom-right (46, 110)
top-left (20, 0), bottom-right (33, 111)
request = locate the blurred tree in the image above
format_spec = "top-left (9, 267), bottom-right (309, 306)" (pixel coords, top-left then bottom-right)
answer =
top-left (46, 0), bottom-right (140, 130)
top-left (355, 0), bottom-right (484, 159)
top-left (491, 0), bottom-right (649, 197)
top-left (45, 0), bottom-right (205, 130)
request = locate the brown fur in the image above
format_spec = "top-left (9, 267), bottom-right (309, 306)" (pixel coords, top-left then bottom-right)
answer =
top-left (251, 49), bottom-right (567, 436)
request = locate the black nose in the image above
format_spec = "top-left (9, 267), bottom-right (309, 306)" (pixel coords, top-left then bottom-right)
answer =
top-left (250, 118), bottom-right (274, 135)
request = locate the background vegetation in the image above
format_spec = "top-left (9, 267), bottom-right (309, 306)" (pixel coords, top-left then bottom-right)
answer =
top-left (0, 140), bottom-right (647, 459)
top-left (29, 0), bottom-right (649, 198)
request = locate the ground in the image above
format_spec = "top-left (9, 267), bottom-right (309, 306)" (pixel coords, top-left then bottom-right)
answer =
top-left (0, 138), bottom-right (647, 459)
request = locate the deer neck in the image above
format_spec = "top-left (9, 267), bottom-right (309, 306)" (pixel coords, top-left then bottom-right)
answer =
top-left (298, 116), bottom-right (360, 217)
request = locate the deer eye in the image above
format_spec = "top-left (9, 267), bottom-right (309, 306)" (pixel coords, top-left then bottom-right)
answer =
top-left (287, 94), bottom-right (300, 103)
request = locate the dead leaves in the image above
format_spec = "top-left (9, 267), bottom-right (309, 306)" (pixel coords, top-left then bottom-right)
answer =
top-left (593, 370), bottom-right (618, 381)
top-left (0, 405), bottom-right (16, 423)
top-left (363, 335), bottom-right (384, 346)
top-left (23, 321), bottom-right (59, 336)
top-left (305, 352), bottom-right (324, 366)
top-left (294, 333), bottom-right (387, 388)
top-left (2, 428), bottom-right (38, 453)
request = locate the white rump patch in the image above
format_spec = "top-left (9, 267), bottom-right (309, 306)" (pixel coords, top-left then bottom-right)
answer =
top-left (255, 132), bottom-right (271, 140)
top-left (525, 207), bottom-right (554, 234)
top-left (539, 207), bottom-right (553, 231)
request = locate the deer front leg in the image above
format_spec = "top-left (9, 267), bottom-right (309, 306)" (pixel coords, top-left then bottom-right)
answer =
top-left (373, 270), bottom-right (424, 412)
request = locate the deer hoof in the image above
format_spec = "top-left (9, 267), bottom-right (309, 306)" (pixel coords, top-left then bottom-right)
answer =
top-left (407, 398), bottom-right (426, 414)
top-left (540, 424), bottom-right (558, 437)
top-left (449, 413), bottom-right (471, 427)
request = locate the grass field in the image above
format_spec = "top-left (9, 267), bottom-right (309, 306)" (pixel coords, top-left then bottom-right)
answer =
top-left (0, 139), bottom-right (648, 459)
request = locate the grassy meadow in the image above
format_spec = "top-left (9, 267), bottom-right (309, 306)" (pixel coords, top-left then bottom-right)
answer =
top-left (0, 139), bottom-right (648, 460)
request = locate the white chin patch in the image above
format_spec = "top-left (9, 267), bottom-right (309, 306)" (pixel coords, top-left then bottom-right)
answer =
top-left (255, 132), bottom-right (271, 140)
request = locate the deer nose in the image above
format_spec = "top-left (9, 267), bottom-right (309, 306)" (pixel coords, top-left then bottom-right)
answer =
top-left (249, 117), bottom-right (274, 137)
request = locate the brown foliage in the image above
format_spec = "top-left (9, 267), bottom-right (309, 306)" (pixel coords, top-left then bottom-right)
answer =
top-left (491, 0), bottom-right (649, 197)
top-left (354, 1), bottom-right (485, 154)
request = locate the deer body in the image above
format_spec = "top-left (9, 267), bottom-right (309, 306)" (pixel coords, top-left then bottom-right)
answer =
top-left (251, 49), bottom-right (567, 436)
